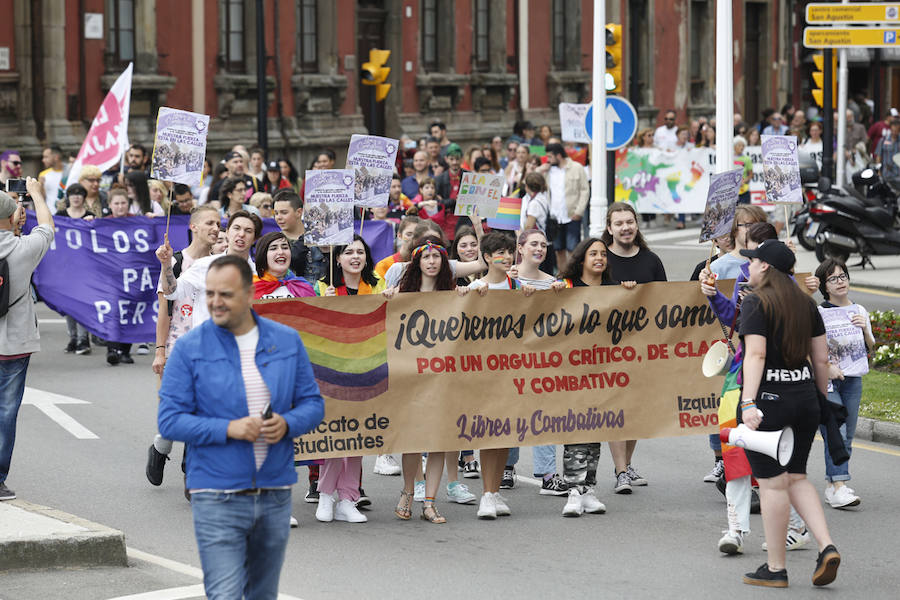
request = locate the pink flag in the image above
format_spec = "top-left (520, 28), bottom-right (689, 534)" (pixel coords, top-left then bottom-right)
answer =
top-left (66, 63), bottom-right (133, 188)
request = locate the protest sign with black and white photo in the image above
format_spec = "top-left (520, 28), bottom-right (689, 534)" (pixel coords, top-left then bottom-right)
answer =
top-left (761, 135), bottom-right (802, 204)
top-left (150, 107), bottom-right (210, 188)
top-left (347, 134), bottom-right (399, 208)
top-left (302, 169), bottom-right (356, 246)
top-left (698, 168), bottom-right (742, 242)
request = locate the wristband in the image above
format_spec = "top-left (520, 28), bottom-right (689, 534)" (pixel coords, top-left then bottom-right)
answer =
top-left (741, 402), bottom-right (756, 411)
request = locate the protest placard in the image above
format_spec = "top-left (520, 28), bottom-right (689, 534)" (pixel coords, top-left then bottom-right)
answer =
top-left (454, 171), bottom-right (503, 218)
top-left (346, 134), bottom-right (399, 207)
top-left (302, 169), bottom-right (356, 246)
top-left (150, 107), bottom-right (210, 188)
top-left (761, 135), bottom-right (802, 204)
top-left (698, 168), bottom-right (742, 242)
top-left (559, 103), bottom-right (591, 144)
top-left (486, 197), bottom-right (522, 231)
top-left (255, 282), bottom-right (733, 460)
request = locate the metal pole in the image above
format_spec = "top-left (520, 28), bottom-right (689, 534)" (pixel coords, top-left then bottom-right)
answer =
top-left (822, 48), bottom-right (834, 182)
top-left (835, 0), bottom-right (849, 188)
top-left (589, 0), bottom-right (607, 237)
top-left (256, 0), bottom-right (268, 153)
top-left (715, 0), bottom-right (733, 174)
top-left (872, 49), bottom-right (882, 123)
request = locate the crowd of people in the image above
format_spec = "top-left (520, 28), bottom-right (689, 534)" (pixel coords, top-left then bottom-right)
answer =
top-left (1, 112), bottom-right (881, 594)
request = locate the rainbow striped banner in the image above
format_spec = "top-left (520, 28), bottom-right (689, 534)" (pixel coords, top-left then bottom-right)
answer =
top-left (254, 299), bottom-right (388, 402)
top-left (486, 196), bottom-right (522, 231)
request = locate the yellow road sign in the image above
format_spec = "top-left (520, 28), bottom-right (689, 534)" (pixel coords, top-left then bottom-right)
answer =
top-left (806, 3), bottom-right (900, 24)
top-left (803, 27), bottom-right (900, 48)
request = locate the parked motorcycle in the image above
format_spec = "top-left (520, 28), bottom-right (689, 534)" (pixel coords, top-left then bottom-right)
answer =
top-left (790, 154), bottom-right (822, 251)
top-left (808, 165), bottom-right (900, 267)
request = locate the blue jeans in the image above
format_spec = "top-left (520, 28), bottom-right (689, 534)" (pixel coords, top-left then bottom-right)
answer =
top-left (506, 445), bottom-right (557, 476)
top-left (191, 489), bottom-right (292, 599)
top-left (553, 220), bottom-right (581, 253)
top-left (0, 356), bottom-right (30, 484)
top-left (819, 376), bottom-right (862, 482)
top-left (709, 433), bottom-right (722, 453)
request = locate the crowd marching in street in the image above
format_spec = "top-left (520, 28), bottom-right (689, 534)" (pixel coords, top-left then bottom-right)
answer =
top-left (2, 107), bottom-right (890, 595)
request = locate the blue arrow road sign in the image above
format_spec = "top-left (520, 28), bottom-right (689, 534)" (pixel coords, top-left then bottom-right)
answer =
top-left (586, 97), bottom-right (639, 150)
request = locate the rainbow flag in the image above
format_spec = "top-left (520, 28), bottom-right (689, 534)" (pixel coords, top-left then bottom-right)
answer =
top-left (486, 196), bottom-right (522, 231)
top-left (254, 299), bottom-right (388, 402)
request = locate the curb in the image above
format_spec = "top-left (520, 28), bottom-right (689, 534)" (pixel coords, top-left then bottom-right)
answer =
top-left (855, 417), bottom-right (900, 447)
top-left (0, 500), bottom-right (127, 570)
top-left (851, 283), bottom-right (900, 295)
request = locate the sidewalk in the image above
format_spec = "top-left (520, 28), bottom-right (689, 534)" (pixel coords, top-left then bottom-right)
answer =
top-left (793, 244), bottom-right (900, 294)
top-left (0, 499), bottom-right (126, 570)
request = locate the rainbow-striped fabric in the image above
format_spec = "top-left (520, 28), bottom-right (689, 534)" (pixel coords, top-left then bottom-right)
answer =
top-left (486, 196), bottom-right (522, 231)
top-left (254, 300), bottom-right (388, 402)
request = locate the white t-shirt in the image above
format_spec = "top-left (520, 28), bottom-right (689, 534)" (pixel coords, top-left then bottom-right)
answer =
top-left (40, 168), bottom-right (63, 211)
top-left (468, 277), bottom-right (516, 291)
top-left (156, 251), bottom-right (200, 353)
top-left (129, 199), bottom-right (165, 216)
top-left (235, 326), bottom-right (271, 470)
top-left (517, 275), bottom-right (555, 290)
top-left (258, 285), bottom-right (294, 300)
top-left (800, 139), bottom-right (823, 171)
top-left (164, 253), bottom-right (257, 328)
top-left (654, 125), bottom-right (678, 151)
top-left (521, 192), bottom-right (549, 232)
top-left (548, 166), bottom-right (569, 225)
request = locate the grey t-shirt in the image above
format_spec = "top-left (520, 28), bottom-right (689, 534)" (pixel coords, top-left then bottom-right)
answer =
top-left (0, 225), bottom-right (54, 356)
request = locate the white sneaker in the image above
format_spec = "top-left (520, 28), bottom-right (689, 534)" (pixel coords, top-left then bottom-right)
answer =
top-left (562, 488), bottom-right (584, 517)
top-left (373, 454), bottom-right (401, 475)
top-left (446, 481), bottom-right (477, 504)
top-left (289, 515), bottom-right (299, 528)
top-left (703, 459), bottom-right (725, 483)
top-left (315, 492), bottom-right (335, 522)
top-left (493, 492), bottom-right (511, 516)
top-left (829, 485), bottom-right (861, 509)
top-left (334, 498), bottom-right (367, 523)
top-left (718, 530), bottom-right (744, 554)
top-left (763, 527), bottom-right (811, 551)
top-left (580, 488), bottom-right (606, 514)
top-left (413, 480), bottom-right (426, 502)
top-left (477, 493), bottom-right (497, 519)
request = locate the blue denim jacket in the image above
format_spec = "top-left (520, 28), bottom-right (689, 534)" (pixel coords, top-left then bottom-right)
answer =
top-left (158, 312), bottom-right (324, 490)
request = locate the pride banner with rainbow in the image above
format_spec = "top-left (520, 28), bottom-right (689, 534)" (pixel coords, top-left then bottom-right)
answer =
top-left (486, 197), bottom-right (522, 231)
top-left (254, 299), bottom-right (389, 402)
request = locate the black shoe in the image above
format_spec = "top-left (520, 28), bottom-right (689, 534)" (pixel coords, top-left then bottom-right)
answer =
top-left (500, 467), bottom-right (516, 489)
top-left (184, 474), bottom-right (191, 502)
top-left (0, 482), bottom-right (16, 501)
top-left (119, 353), bottom-right (134, 364)
top-left (65, 339), bottom-right (77, 353)
top-left (75, 340), bottom-right (91, 355)
top-left (304, 481), bottom-right (319, 503)
top-left (750, 487), bottom-right (761, 514)
top-left (716, 474), bottom-right (726, 497)
top-left (106, 349), bottom-right (120, 365)
top-left (743, 563), bottom-right (788, 588)
top-left (812, 545), bottom-right (840, 586)
top-left (92, 335), bottom-right (107, 347)
top-left (462, 459), bottom-right (480, 479)
top-left (357, 488), bottom-right (371, 508)
top-left (145, 445), bottom-right (168, 486)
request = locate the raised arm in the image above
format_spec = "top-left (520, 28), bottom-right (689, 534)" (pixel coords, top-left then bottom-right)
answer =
top-left (26, 177), bottom-right (55, 232)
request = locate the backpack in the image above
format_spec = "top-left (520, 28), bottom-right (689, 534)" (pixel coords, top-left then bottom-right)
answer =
top-left (0, 256), bottom-right (29, 319)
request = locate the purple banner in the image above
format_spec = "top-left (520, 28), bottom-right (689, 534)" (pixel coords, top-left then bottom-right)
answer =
top-left (24, 214), bottom-right (394, 343)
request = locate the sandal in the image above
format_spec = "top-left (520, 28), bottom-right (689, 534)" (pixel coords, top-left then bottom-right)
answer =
top-left (421, 503), bottom-right (446, 524)
top-left (394, 491), bottom-right (413, 520)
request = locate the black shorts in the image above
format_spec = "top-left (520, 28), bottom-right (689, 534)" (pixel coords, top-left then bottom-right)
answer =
top-left (737, 387), bottom-right (820, 479)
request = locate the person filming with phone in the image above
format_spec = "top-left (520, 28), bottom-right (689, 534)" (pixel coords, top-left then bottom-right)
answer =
top-left (735, 240), bottom-right (840, 589)
top-left (0, 177), bottom-right (55, 501)
top-left (158, 254), bottom-right (324, 598)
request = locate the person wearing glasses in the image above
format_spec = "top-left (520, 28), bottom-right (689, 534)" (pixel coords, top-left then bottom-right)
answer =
top-left (653, 110), bottom-right (679, 151)
top-left (0, 150), bottom-right (22, 189)
top-left (249, 192), bottom-right (274, 219)
top-left (218, 176), bottom-right (261, 219)
top-left (813, 259), bottom-right (874, 510)
top-left (77, 165), bottom-right (111, 217)
top-left (169, 184), bottom-right (196, 215)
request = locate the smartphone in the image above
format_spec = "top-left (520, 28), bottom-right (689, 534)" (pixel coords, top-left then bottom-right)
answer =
top-left (760, 392), bottom-right (780, 402)
top-left (737, 281), bottom-right (753, 294)
top-left (5, 179), bottom-right (27, 195)
top-left (261, 402), bottom-right (273, 420)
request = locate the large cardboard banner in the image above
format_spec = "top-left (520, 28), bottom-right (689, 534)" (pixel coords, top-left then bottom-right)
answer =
top-left (254, 282), bottom-right (726, 460)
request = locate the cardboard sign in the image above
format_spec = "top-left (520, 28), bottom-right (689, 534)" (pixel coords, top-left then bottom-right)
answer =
top-left (346, 134), bottom-right (399, 208)
top-left (761, 135), bottom-right (803, 204)
top-left (302, 169), bottom-right (356, 247)
top-left (699, 168), bottom-right (742, 242)
top-left (454, 172), bottom-right (503, 218)
top-left (150, 107), bottom-right (210, 188)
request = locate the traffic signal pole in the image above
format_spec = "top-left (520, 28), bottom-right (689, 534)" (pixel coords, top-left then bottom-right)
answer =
top-left (590, 0), bottom-right (607, 237)
top-left (715, 0), bottom-right (733, 175)
top-left (256, 0), bottom-right (268, 153)
top-left (822, 48), bottom-right (834, 182)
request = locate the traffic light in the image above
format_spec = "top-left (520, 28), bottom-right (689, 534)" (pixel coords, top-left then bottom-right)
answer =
top-left (361, 49), bottom-right (391, 102)
top-left (811, 52), bottom-right (836, 108)
top-left (605, 24), bottom-right (622, 93)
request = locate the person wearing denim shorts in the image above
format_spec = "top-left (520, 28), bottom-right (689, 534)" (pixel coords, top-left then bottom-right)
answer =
top-left (158, 255), bottom-right (323, 598)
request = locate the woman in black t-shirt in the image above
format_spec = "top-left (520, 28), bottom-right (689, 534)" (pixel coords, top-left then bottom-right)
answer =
top-left (736, 240), bottom-right (840, 588)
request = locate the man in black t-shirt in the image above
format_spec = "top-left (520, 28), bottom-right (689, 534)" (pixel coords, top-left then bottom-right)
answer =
top-left (599, 201), bottom-right (666, 494)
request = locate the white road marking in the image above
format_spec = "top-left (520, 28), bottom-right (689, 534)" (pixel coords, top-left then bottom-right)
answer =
top-left (37, 318), bottom-right (66, 324)
top-left (22, 387), bottom-right (98, 439)
top-left (124, 547), bottom-right (306, 600)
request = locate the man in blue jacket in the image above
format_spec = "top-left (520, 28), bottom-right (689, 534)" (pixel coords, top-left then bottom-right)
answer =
top-left (158, 254), bottom-right (324, 599)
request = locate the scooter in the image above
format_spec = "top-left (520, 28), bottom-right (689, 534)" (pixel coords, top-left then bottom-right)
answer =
top-left (808, 165), bottom-right (900, 268)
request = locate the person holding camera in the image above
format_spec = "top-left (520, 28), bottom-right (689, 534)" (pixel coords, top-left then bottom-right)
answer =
top-left (0, 177), bottom-right (55, 501)
top-left (736, 240), bottom-right (840, 588)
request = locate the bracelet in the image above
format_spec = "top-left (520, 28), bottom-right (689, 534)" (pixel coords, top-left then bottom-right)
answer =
top-left (741, 402), bottom-right (756, 410)
top-left (155, 345), bottom-right (166, 350)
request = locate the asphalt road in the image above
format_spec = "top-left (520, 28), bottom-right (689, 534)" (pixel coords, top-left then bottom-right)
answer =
top-left (3, 226), bottom-right (899, 600)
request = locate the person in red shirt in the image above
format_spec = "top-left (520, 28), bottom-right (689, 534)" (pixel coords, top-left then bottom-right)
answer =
top-left (434, 143), bottom-right (468, 240)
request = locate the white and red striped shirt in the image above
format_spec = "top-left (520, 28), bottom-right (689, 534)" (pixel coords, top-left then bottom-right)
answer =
top-left (235, 327), bottom-right (271, 470)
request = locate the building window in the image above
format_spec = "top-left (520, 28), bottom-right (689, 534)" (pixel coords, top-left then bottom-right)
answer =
top-left (551, 0), bottom-right (565, 69)
top-left (298, 0), bottom-right (317, 72)
top-left (473, 0), bottom-right (489, 71)
top-left (221, 0), bottom-right (246, 72)
top-left (551, 0), bottom-right (579, 70)
top-left (690, 0), bottom-right (711, 104)
top-left (421, 0), bottom-right (438, 71)
top-left (107, 0), bottom-right (136, 66)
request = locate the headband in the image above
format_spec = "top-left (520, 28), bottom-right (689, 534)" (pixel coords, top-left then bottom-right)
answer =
top-left (411, 241), bottom-right (448, 259)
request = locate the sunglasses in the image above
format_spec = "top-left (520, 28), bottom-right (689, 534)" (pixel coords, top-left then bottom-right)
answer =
top-left (10, 161), bottom-right (22, 166)
top-left (261, 203), bottom-right (272, 209)
top-left (85, 178), bottom-right (101, 183)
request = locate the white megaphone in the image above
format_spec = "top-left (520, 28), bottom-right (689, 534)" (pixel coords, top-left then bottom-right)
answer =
top-left (720, 424), bottom-right (794, 466)
top-left (702, 340), bottom-right (731, 377)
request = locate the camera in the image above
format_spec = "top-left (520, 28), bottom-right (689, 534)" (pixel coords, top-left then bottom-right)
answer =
top-left (5, 178), bottom-right (27, 195)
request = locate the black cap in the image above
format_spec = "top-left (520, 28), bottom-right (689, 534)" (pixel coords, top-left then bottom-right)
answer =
top-left (739, 240), bottom-right (795, 274)
top-left (224, 151), bottom-right (241, 161)
top-left (266, 160), bottom-right (280, 171)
